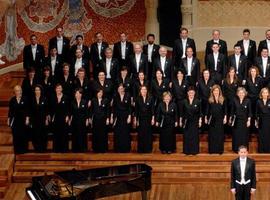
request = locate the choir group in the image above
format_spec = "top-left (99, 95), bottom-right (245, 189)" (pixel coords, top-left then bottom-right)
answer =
top-left (7, 27), bottom-right (270, 155)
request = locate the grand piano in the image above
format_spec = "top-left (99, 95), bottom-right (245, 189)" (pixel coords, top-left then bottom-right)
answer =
top-left (26, 163), bottom-right (152, 200)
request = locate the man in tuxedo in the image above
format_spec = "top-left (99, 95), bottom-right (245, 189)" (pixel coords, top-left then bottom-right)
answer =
top-left (231, 145), bottom-right (256, 200)
top-left (23, 34), bottom-right (45, 78)
top-left (236, 29), bottom-right (256, 67)
top-left (48, 27), bottom-right (70, 62)
top-left (99, 47), bottom-right (119, 82)
top-left (45, 47), bottom-right (63, 79)
top-left (172, 27), bottom-right (196, 68)
top-left (228, 44), bottom-right (248, 84)
top-left (152, 46), bottom-right (173, 81)
top-left (205, 29), bottom-right (228, 65)
top-left (113, 32), bottom-right (134, 67)
top-left (90, 32), bottom-right (109, 79)
top-left (70, 49), bottom-right (90, 78)
top-left (258, 29), bottom-right (270, 56)
top-left (143, 33), bottom-right (160, 81)
top-left (180, 47), bottom-right (200, 86)
top-left (255, 48), bottom-right (270, 86)
top-left (128, 44), bottom-right (148, 80)
top-left (206, 43), bottom-right (226, 84)
top-left (70, 35), bottom-right (90, 63)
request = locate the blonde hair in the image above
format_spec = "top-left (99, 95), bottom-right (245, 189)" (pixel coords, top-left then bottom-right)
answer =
top-left (236, 87), bottom-right (248, 97)
top-left (259, 87), bottom-right (270, 99)
top-left (13, 85), bottom-right (22, 93)
top-left (208, 84), bottom-right (224, 104)
top-left (162, 91), bottom-right (172, 100)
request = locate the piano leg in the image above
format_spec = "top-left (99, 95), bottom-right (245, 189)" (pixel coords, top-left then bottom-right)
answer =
top-left (141, 190), bottom-right (149, 200)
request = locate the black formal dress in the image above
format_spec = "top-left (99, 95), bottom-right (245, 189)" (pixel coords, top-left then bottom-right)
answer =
top-left (206, 100), bottom-right (227, 154)
top-left (231, 157), bottom-right (256, 200)
top-left (206, 53), bottom-right (227, 84)
top-left (70, 99), bottom-right (89, 152)
top-left (8, 96), bottom-right (29, 154)
top-left (236, 39), bottom-right (257, 66)
top-left (156, 101), bottom-right (178, 152)
top-left (73, 78), bottom-right (92, 101)
top-left (90, 97), bottom-right (110, 153)
top-left (222, 79), bottom-right (239, 114)
top-left (135, 96), bottom-right (154, 153)
top-left (30, 96), bottom-right (48, 152)
top-left (255, 99), bottom-right (270, 153)
top-left (132, 79), bottom-right (149, 101)
top-left (49, 94), bottom-right (70, 152)
top-left (40, 76), bottom-right (55, 102)
top-left (172, 37), bottom-right (197, 67)
top-left (151, 78), bottom-right (170, 109)
top-left (21, 77), bottom-right (39, 104)
top-left (92, 79), bottom-right (114, 102)
top-left (171, 79), bottom-right (188, 114)
top-left (181, 98), bottom-right (202, 155)
top-left (115, 76), bottom-right (133, 95)
top-left (112, 93), bottom-right (132, 152)
top-left (58, 74), bottom-right (75, 100)
top-left (113, 41), bottom-right (134, 67)
top-left (230, 98), bottom-right (252, 152)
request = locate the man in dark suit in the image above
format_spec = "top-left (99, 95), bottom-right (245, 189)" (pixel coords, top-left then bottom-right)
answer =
top-left (180, 47), bottom-right (200, 86)
top-left (99, 47), bottom-right (119, 82)
top-left (205, 29), bottom-right (228, 65)
top-left (231, 145), bottom-right (256, 200)
top-left (258, 29), bottom-right (270, 56)
top-left (113, 32), bottom-right (134, 67)
top-left (90, 32), bottom-right (109, 80)
top-left (128, 44), bottom-right (148, 80)
top-left (172, 27), bottom-right (196, 68)
top-left (70, 49), bottom-right (90, 78)
top-left (70, 35), bottom-right (90, 63)
top-left (152, 46), bottom-right (173, 81)
top-left (206, 42), bottom-right (227, 84)
top-left (236, 29), bottom-right (256, 67)
top-left (45, 46), bottom-right (63, 79)
top-left (228, 44), bottom-right (248, 84)
top-left (255, 48), bottom-right (270, 86)
top-left (23, 34), bottom-right (45, 78)
top-left (143, 33), bottom-right (160, 81)
top-left (48, 27), bottom-right (70, 62)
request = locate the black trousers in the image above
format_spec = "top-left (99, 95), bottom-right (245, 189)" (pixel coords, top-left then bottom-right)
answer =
top-left (235, 183), bottom-right (251, 200)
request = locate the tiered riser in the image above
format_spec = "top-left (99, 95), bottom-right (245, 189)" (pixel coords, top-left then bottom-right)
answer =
top-left (0, 155), bottom-right (14, 199)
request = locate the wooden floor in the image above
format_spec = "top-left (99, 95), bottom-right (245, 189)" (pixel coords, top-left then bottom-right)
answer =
top-left (1, 70), bottom-right (270, 200)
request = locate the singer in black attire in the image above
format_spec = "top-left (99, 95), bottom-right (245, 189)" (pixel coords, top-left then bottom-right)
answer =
top-left (70, 88), bottom-right (89, 152)
top-left (134, 86), bottom-right (154, 153)
top-left (90, 89), bottom-right (110, 153)
top-left (111, 84), bottom-right (132, 153)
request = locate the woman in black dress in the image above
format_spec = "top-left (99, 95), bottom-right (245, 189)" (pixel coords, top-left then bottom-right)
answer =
top-left (40, 66), bottom-right (55, 101)
top-left (151, 68), bottom-right (170, 109)
top-left (92, 71), bottom-right (114, 103)
top-left (58, 63), bottom-right (75, 100)
top-left (180, 87), bottom-right (202, 155)
top-left (8, 85), bottom-right (30, 154)
top-left (90, 89), bottom-right (110, 153)
top-left (30, 85), bottom-right (49, 152)
top-left (22, 67), bottom-right (39, 103)
top-left (134, 85), bottom-right (154, 153)
top-left (133, 71), bottom-right (149, 101)
top-left (70, 88), bottom-right (89, 152)
top-left (206, 84), bottom-right (227, 154)
top-left (49, 84), bottom-right (70, 152)
top-left (116, 66), bottom-right (133, 95)
top-left (111, 84), bottom-right (132, 152)
top-left (156, 91), bottom-right (178, 154)
top-left (255, 88), bottom-right (270, 153)
top-left (73, 68), bottom-right (92, 103)
top-left (197, 69), bottom-right (215, 131)
top-left (230, 87), bottom-right (252, 152)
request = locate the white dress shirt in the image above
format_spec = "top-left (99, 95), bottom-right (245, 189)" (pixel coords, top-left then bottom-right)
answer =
top-left (235, 54), bottom-right (240, 74)
top-left (243, 39), bottom-right (249, 56)
top-left (121, 41), bottom-right (126, 59)
top-left (181, 38), bottom-right (187, 58)
top-left (106, 58), bottom-right (112, 79)
top-left (214, 39), bottom-right (220, 44)
top-left (262, 56), bottom-right (268, 77)
top-left (160, 56), bottom-right (166, 76)
top-left (77, 44), bottom-right (83, 50)
top-left (97, 42), bottom-right (102, 60)
top-left (135, 53), bottom-right (141, 72)
top-left (267, 40), bottom-right (270, 56)
top-left (57, 37), bottom-right (63, 54)
top-left (51, 56), bottom-right (56, 75)
top-left (31, 44), bottom-right (37, 60)
top-left (75, 58), bottom-right (82, 75)
top-left (240, 157), bottom-right (247, 184)
top-left (213, 52), bottom-right (219, 71)
top-left (148, 44), bottom-right (154, 62)
top-left (187, 57), bottom-right (193, 76)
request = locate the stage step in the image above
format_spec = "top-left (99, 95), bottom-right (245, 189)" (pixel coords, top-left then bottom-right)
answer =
top-left (0, 154), bottom-right (14, 199)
